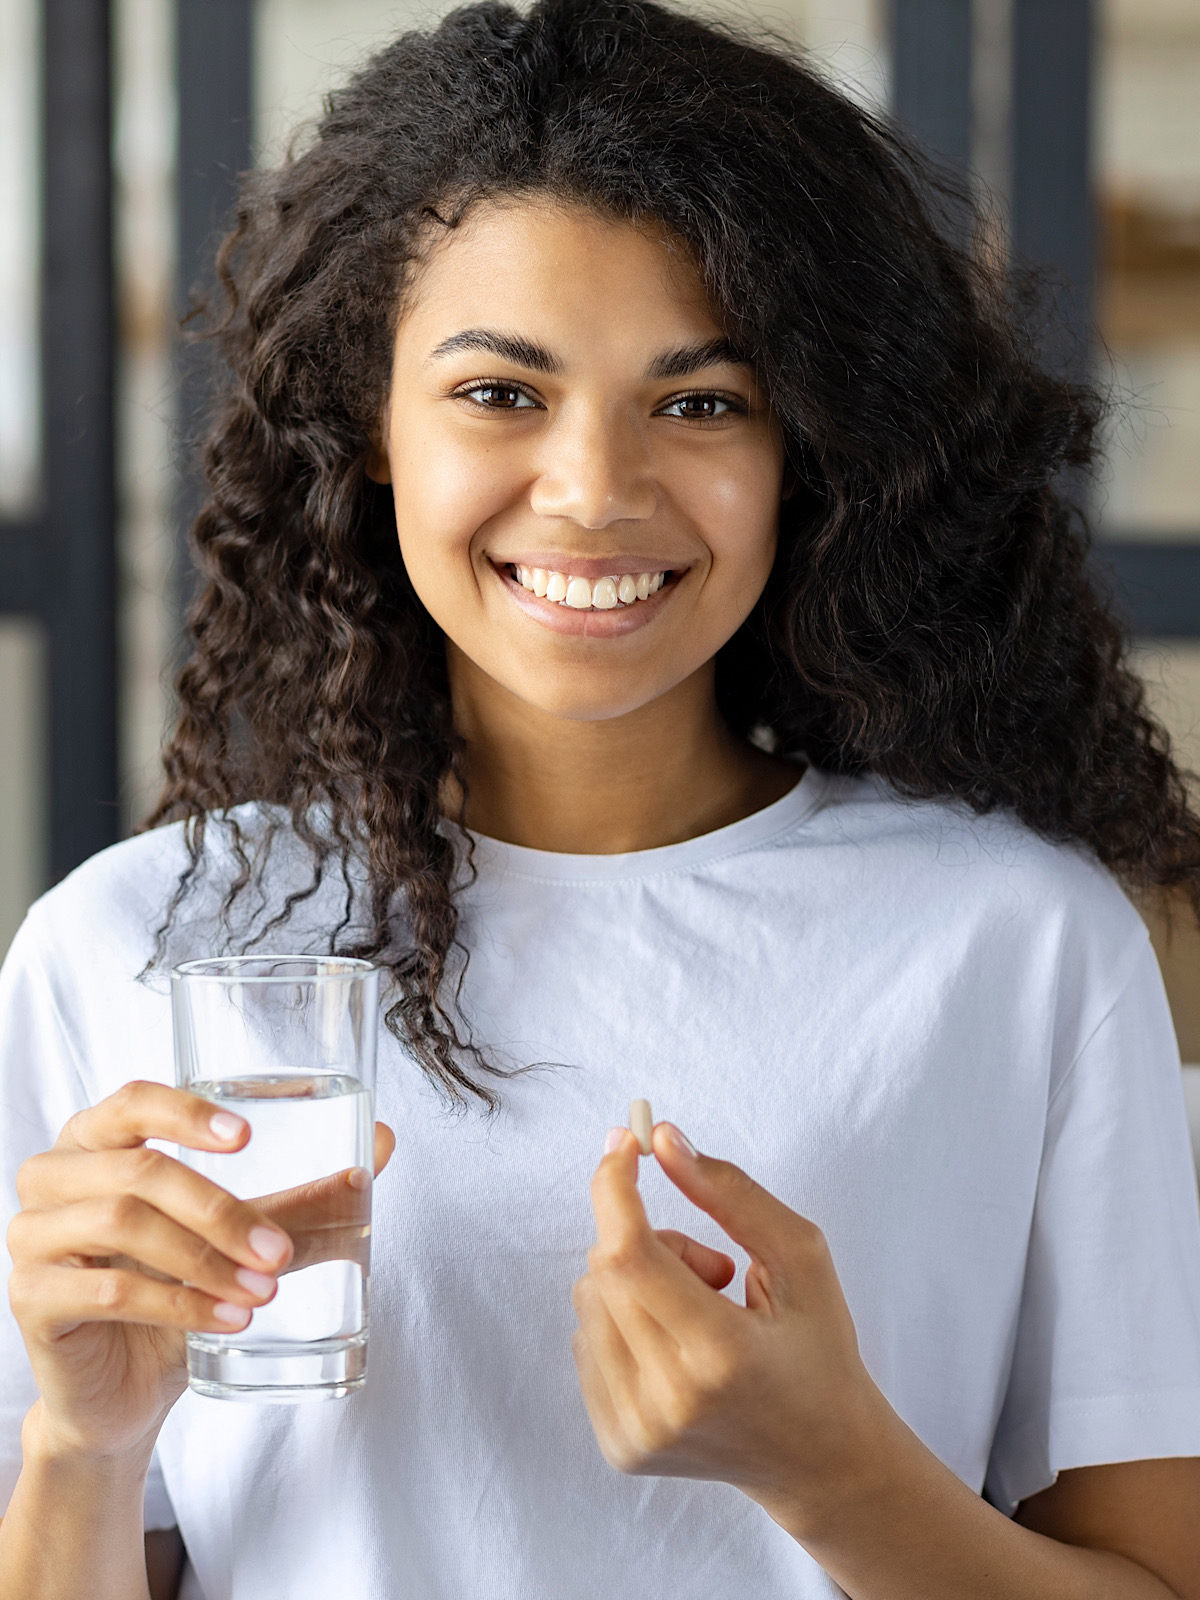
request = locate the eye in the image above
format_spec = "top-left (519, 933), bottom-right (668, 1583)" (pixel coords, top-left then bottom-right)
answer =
top-left (657, 391), bottom-right (744, 422)
top-left (456, 381), bottom-right (541, 411)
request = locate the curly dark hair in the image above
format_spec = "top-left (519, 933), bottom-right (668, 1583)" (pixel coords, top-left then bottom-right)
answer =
top-left (148, 0), bottom-right (1200, 1106)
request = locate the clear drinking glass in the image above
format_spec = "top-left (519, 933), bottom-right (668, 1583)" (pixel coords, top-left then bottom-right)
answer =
top-left (171, 956), bottom-right (380, 1402)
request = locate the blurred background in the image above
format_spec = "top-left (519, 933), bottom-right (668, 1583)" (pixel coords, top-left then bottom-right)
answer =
top-left (1, 0), bottom-right (1198, 1151)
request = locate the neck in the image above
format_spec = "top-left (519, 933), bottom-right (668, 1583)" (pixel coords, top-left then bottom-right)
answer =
top-left (445, 646), bottom-right (799, 854)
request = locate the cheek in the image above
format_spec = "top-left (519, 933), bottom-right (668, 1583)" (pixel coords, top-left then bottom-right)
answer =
top-left (679, 450), bottom-right (781, 585)
top-left (389, 428), bottom-right (520, 576)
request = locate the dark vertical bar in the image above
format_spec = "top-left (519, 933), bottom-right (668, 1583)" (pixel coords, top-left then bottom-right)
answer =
top-left (174, 0), bottom-right (254, 621)
top-left (42, 0), bottom-right (117, 878)
top-left (1096, 544), bottom-right (1200, 639)
top-left (890, 0), bottom-right (973, 173)
top-left (0, 528), bottom-right (44, 614)
top-left (1010, 0), bottom-right (1093, 376)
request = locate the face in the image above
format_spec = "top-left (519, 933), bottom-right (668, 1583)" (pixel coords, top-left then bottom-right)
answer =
top-left (370, 199), bottom-right (785, 723)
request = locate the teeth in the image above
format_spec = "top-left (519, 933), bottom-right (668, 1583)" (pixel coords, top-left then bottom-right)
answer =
top-left (511, 566), bottom-right (668, 610)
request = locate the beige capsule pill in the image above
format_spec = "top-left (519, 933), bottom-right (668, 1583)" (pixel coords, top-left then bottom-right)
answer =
top-left (629, 1099), bottom-right (653, 1157)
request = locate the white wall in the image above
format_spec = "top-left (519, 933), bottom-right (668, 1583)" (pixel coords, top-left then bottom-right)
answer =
top-left (255, 0), bottom-right (885, 162)
top-left (0, 620), bottom-right (45, 955)
top-left (0, 0), bottom-right (39, 517)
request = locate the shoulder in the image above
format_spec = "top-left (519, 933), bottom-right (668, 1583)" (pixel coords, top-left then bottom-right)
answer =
top-left (0, 824), bottom-right (199, 1115)
top-left (799, 766), bottom-right (1151, 987)
top-left (809, 768), bottom-right (1141, 904)
top-left (24, 821), bottom-right (191, 948)
top-left (18, 805), bottom-right (323, 983)
top-left (2, 808), bottom-right (346, 1105)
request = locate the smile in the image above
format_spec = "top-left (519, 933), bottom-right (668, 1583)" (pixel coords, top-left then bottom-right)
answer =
top-left (510, 564), bottom-right (667, 611)
top-left (491, 557), bottom-right (684, 637)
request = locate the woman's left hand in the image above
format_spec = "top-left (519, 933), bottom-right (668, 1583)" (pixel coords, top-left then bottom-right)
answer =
top-left (571, 1121), bottom-right (889, 1530)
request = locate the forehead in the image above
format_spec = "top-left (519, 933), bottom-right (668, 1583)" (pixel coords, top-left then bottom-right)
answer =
top-left (396, 198), bottom-right (724, 356)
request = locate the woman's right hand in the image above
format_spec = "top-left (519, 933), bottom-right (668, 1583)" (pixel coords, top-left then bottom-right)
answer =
top-left (5, 1080), bottom-right (295, 1465)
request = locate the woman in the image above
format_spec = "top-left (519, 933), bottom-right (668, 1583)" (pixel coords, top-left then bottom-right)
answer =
top-left (1, 1), bottom-right (1199, 1595)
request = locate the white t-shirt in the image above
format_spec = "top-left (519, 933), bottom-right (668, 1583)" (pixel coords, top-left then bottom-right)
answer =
top-left (2, 766), bottom-right (1200, 1600)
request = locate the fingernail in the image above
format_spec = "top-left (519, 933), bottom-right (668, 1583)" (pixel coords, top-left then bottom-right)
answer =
top-left (347, 1167), bottom-right (371, 1191)
top-left (604, 1127), bottom-right (626, 1154)
top-left (209, 1111), bottom-right (245, 1143)
top-left (213, 1301), bottom-right (251, 1327)
top-left (662, 1122), bottom-right (698, 1158)
top-left (234, 1267), bottom-right (276, 1298)
top-left (249, 1226), bottom-right (290, 1265)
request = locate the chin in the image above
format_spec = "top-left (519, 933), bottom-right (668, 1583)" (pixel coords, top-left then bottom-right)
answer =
top-left (510, 677), bottom-right (670, 723)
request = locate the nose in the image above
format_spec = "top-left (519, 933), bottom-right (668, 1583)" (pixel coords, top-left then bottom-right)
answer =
top-left (529, 404), bottom-right (657, 528)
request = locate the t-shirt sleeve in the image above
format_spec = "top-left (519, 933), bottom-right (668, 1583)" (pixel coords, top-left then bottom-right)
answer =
top-left (0, 911), bottom-right (177, 1530)
top-left (985, 934), bottom-right (1200, 1513)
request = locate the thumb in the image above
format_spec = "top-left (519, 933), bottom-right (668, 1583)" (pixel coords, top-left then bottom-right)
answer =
top-left (374, 1120), bottom-right (396, 1176)
top-left (651, 1122), bottom-right (822, 1278)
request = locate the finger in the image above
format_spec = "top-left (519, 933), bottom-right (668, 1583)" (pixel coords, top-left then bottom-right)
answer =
top-left (571, 1324), bottom-right (627, 1467)
top-left (254, 1127), bottom-right (389, 1234)
top-left (587, 1265), bottom-right (685, 1382)
top-left (254, 1168), bottom-right (370, 1273)
top-left (589, 1131), bottom-right (725, 1338)
top-left (255, 1168), bottom-right (370, 1231)
top-left (655, 1230), bottom-right (736, 1291)
top-left (571, 1283), bottom-right (675, 1476)
top-left (652, 1122), bottom-right (826, 1288)
top-left (571, 1273), bottom-right (641, 1396)
top-left (590, 1128), bottom-right (654, 1253)
top-left (55, 1080), bottom-right (251, 1157)
top-left (373, 1122), bottom-right (395, 1176)
top-left (7, 1198), bottom-right (278, 1310)
top-left (573, 1272), bottom-right (678, 1457)
top-left (253, 1131), bottom-right (387, 1272)
top-left (8, 1262), bottom-right (255, 1342)
top-left (17, 1148), bottom-right (293, 1274)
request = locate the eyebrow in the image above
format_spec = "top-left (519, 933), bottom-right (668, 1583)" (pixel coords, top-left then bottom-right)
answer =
top-left (644, 337), bottom-right (747, 380)
top-left (426, 329), bottom-right (563, 374)
top-left (426, 328), bottom-right (749, 383)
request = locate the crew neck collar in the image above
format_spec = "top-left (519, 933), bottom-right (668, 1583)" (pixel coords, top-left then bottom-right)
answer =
top-left (460, 763), bottom-right (829, 884)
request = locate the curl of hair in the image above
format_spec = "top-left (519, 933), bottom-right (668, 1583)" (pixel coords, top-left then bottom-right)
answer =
top-left (148, 0), bottom-right (1200, 1107)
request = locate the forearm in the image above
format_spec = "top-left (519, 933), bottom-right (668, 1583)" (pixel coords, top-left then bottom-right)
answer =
top-left (0, 1403), bottom-right (153, 1600)
top-left (760, 1402), bottom-right (1179, 1600)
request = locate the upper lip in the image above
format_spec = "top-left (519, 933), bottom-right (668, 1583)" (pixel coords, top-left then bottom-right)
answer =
top-left (491, 554), bottom-right (682, 580)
